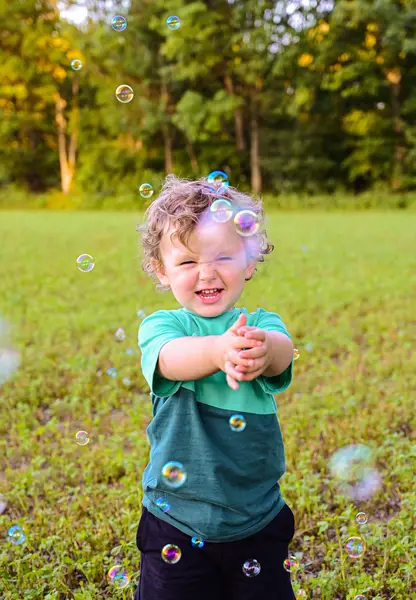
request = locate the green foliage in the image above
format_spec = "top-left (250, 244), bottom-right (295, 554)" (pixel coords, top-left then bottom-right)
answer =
top-left (0, 0), bottom-right (416, 195)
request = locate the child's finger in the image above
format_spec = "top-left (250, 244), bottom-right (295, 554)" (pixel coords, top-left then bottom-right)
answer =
top-left (238, 345), bottom-right (267, 360)
top-left (225, 360), bottom-right (246, 382)
top-left (244, 329), bottom-right (266, 341)
top-left (226, 373), bottom-right (239, 390)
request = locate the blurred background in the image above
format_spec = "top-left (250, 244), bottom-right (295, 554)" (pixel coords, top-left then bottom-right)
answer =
top-left (1, 0), bottom-right (416, 209)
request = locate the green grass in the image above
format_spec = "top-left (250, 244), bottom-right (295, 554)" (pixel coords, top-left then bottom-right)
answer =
top-left (0, 209), bottom-right (415, 600)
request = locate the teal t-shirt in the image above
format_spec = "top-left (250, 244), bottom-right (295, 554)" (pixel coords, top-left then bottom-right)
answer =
top-left (138, 305), bottom-right (294, 543)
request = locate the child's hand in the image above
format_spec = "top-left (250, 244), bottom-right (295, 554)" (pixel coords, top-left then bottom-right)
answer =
top-left (229, 325), bottom-right (271, 382)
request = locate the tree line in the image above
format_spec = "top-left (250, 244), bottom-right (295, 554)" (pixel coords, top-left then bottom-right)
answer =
top-left (1, 0), bottom-right (415, 198)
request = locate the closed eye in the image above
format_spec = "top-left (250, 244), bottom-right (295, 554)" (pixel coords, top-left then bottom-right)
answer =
top-left (180, 257), bottom-right (232, 265)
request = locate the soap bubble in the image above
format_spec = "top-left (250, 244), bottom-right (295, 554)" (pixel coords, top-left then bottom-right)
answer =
top-left (107, 367), bottom-right (117, 378)
top-left (234, 209), bottom-right (260, 237)
top-left (161, 461), bottom-right (187, 488)
top-left (296, 591), bottom-right (307, 599)
top-left (0, 319), bottom-right (20, 386)
top-left (345, 536), bottom-right (366, 559)
top-left (107, 565), bottom-right (130, 588)
top-left (0, 494), bottom-right (7, 515)
top-left (126, 348), bottom-right (135, 356)
top-left (191, 536), bottom-right (204, 548)
top-left (210, 198), bottom-right (233, 224)
top-left (161, 544), bottom-right (182, 564)
top-left (115, 84), bottom-right (134, 103)
top-left (229, 414), bottom-right (246, 432)
top-left (71, 59), bottom-right (82, 71)
top-left (355, 512), bottom-right (368, 525)
top-left (77, 254), bottom-right (94, 272)
top-left (329, 444), bottom-right (382, 501)
top-left (242, 559), bottom-right (261, 577)
top-left (115, 328), bottom-right (126, 341)
top-left (137, 310), bottom-right (146, 319)
top-left (75, 431), bottom-right (89, 446)
top-left (166, 16), bottom-right (180, 30)
top-left (354, 596), bottom-right (366, 600)
top-left (283, 556), bottom-right (299, 573)
top-left (293, 348), bottom-right (300, 360)
top-left (122, 377), bottom-right (131, 387)
top-left (111, 15), bottom-right (127, 32)
top-left (8, 525), bottom-right (25, 545)
top-left (139, 183), bottom-right (154, 198)
top-left (207, 170), bottom-right (229, 194)
top-left (156, 497), bottom-right (170, 513)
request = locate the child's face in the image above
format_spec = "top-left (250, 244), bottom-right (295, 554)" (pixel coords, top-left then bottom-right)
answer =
top-left (154, 218), bottom-right (257, 316)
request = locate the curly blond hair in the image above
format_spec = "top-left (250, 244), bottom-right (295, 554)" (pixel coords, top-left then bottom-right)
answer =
top-left (137, 174), bottom-right (274, 293)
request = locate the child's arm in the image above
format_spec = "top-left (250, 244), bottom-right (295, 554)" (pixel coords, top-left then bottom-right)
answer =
top-left (157, 336), bottom-right (222, 381)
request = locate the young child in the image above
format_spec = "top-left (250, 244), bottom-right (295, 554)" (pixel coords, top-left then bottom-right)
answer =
top-left (135, 174), bottom-right (296, 600)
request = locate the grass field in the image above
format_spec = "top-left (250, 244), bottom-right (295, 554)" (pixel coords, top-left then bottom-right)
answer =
top-left (0, 209), bottom-right (415, 600)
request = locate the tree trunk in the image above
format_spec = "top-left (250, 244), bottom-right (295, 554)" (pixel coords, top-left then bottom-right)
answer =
top-left (250, 98), bottom-right (262, 193)
top-left (186, 141), bottom-right (199, 173)
top-left (55, 78), bottom-right (79, 195)
top-left (391, 80), bottom-right (404, 192)
top-left (161, 79), bottom-right (173, 173)
top-left (224, 75), bottom-right (245, 152)
top-left (161, 124), bottom-right (172, 173)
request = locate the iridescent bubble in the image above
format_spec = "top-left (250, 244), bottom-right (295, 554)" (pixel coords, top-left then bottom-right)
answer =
top-left (122, 377), bottom-right (131, 387)
top-left (115, 328), bottom-right (126, 341)
top-left (0, 345), bottom-right (20, 386)
top-left (137, 310), bottom-right (146, 319)
top-left (329, 444), bottom-right (382, 501)
top-left (296, 591), bottom-right (307, 599)
top-left (0, 493), bottom-right (7, 515)
top-left (293, 348), bottom-right (300, 360)
top-left (234, 210), bottom-right (260, 237)
top-left (229, 414), bottom-right (246, 432)
top-left (345, 536), bottom-right (366, 559)
top-left (161, 461), bottom-right (187, 488)
top-left (207, 170), bottom-right (229, 194)
top-left (71, 59), bottom-right (82, 71)
top-left (283, 556), bottom-right (299, 573)
top-left (156, 497), bottom-right (170, 513)
top-left (107, 565), bottom-right (130, 588)
top-left (115, 84), bottom-right (134, 103)
top-left (242, 559), bottom-right (261, 577)
top-left (75, 431), bottom-right (89, 446)
top-left (126, 348), bottom-right (135, 356)
top-left (166, 16), bottom-right (181, 30)
top-left (107, 367), bottom-right (117, 378)
top-left (77, 254), bottom-right (94, 272)
top-left (111, 15), bottom-right (127, 32)
top-left (210, 198), bottom-right (233, 224)
top-left (356, 512), bottom-right (368, 525)
top-left (8, 525), bottom-right (25, 545)
top-left (139, 183), bottom-right (154, 199)
top-left (161, 544), bottom-right (182, 564)
top-left (354, 596), bottom-right (366, 600)
top-left (191, 536), bottom-right (204, 548)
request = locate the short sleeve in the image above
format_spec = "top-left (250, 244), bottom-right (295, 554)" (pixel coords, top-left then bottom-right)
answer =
top-left (138, 310), bottom-right (188, 397)
top-left (253, 309), bottom-right (294, 396)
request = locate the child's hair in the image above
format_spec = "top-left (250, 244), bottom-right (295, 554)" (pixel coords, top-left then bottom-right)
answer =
top-left (137, 174), bottom-right (274, 293)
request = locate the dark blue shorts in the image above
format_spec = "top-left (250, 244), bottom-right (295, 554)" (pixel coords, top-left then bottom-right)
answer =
top-left (134, 503), bottom-right (296, 600)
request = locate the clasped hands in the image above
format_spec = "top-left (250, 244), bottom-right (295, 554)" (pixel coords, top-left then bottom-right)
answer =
top-left (224, 315), bottom-right (271, 390)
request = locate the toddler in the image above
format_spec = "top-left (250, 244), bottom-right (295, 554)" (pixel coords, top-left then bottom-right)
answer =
top-left (135, 175), bottom-right (296, 599)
